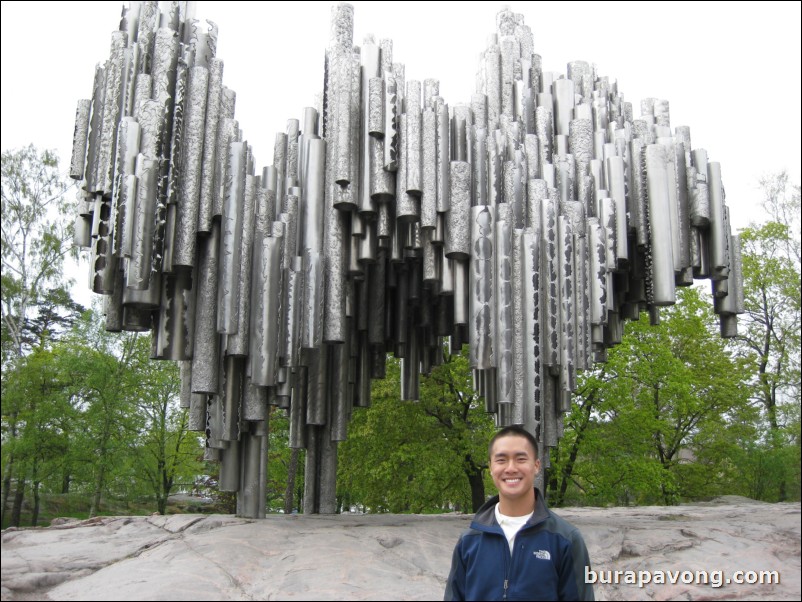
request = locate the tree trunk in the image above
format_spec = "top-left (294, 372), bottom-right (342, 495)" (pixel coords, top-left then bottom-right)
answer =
top-left (90, 465), bottom-right (105, 518)
top-left (158, 459), bottom-right (167, 515)
top-left (284, 447), bottom-right (299, 514)
top-left (556, 404), bottom-right (594, 506)
top-left (11, 478), bottom-right (26, 527)
top-left (61, 472), bottom-right (71, 494)
top-left (1, 456), bottom-right (14, 527)
top-left (32, 480), bottom-right (41, 527)
top-left (464, 457), bottom-right (485, 513)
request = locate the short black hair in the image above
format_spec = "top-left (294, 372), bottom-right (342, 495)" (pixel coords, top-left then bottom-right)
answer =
top-left (488, 425), bottom-right (539, 460)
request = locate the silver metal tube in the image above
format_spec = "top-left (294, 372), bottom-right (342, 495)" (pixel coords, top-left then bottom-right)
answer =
top-left (521, 229), bottom-right (542, 438)
top-left (511, 229), bottom-right (525, 425)
top-left (368, 250), bottom-right (387, 345)
top-left (222, 355), bottom-right (243, 441)
top-left (645, 144), bottom-right (677, 305)
top-left (540, 190), bottom-right (559, 366)
top-left (368, 76), bottom-right (384, 136)
top-left (445, 161), bottom-right (471, 259)
top-left (469, 205), bottom-right (495, 369)
top-left (305, 345), bottom-right (329, 426)
top-left (401, 325), bottom-right (419, 401)
top-left (330, 340), bottom-right (351, 441)
top-left (405, 80), bottom-right (423, 196)
top-left (358, 44), bottom-right (381, 215)
top-left (218, 441), bottom-right (240, 492)
top-left (172, 65), bottom-right (208, 269)
top-left (690, 149), bottom-right (710, 226)
top-left (436, 102), bottom-right (451, 212)
top-left (127, 157), bottom-right (158, 290)
top-left (383, 73), bottom-right (399, 172)
top-left (605, 156), bottom-right (629, 268)
top-left (281, 256), bottom-right (303, 368)
top-left (301, 249), bottom-right (324, 349)
top-left (707, 162), bottom-right (729, 279)
top-left (154, 269), bottom-right (196, 361)
top-left (112, 118), bottom-right (141, 259)
top-left (552, 78), bottom-right (575, 137)
top-left (421, 109), bottom-right (438, 228)
top-left (333, 47), bottom-right (353, 186)
top-left (396, 114), bottom-right (419, 223)
top-left (70, 99), bottom-right (91, 180)
top-left (198, 57), bottom-right (224, 234)
top-left (453, 259), bottom-right (469, 326)
top-left (499, 37), bottom-right (516, 120)
top-left (535, 105), bottom-right (553, 167)
top-left (226, 175), bottom-right (257, 356)
top-left (289, 368), bottom-right (307, 449)
top-left (217, 141), bottom-right (247, 335)
top-left (242, 376), bottom-right (268, 422)
top-left (96, 31), bottom-right (126, 196)
top-left (629, 139), bottom-right (649, 248)
top-left (213, 118), bottom-right (239, 220)
top-left (301, 138), bottom-right (327, 254)
top-left (318, 197), bottom-right (345, 340)
top-left (240, 430), bottom-right (263, 518)
top-left (558, 216), bottom-right (577, 393)
top-left (192, 220), bottom-right (221, 394)
top-left (485, 45), bottom-right (501, 129)
top-left (495, 205), bottom-right (514, 403)
top-left (84, 63), bottom-right (105, 193)
top-left (250, 223), bottom-right (284, 387)
top-left (370, 134), bottom-right (394, 202)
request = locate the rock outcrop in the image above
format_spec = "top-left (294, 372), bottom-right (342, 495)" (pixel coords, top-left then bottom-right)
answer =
top-left (2, 497), bottom-right (799, 601)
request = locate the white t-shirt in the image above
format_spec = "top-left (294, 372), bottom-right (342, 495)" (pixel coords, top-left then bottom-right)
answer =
top-left (495, 503), bottom-right (534, 554)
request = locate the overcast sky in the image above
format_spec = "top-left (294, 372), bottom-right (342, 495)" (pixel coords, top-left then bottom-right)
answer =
top-left (2, 1), bottom-right (800, 304)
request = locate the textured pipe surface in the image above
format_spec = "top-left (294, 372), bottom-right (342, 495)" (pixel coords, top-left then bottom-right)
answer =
top-left (469, 205), bottom-right (495, 369)
top-left (172, 65), bottom-right (208, 269)
top-left (218, 142), bottom-right (247, 335)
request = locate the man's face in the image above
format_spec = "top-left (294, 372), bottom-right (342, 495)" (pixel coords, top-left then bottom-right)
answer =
top-left (490, 435), bottom-right (541, 501)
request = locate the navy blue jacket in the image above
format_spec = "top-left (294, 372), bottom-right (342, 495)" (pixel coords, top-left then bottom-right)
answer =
top-left (444, 489), bottom-right (594, 601)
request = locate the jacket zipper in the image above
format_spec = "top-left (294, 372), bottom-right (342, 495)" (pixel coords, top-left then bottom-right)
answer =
top-left (503, 531), bottom-right (512, 600)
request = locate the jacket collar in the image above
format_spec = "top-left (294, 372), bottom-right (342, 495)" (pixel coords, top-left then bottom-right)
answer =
top-left (472, 487), bottom-right (550, 530)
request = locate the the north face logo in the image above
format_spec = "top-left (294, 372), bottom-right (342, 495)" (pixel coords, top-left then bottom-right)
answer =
top-left (533, 550), bottom-right (551, 560)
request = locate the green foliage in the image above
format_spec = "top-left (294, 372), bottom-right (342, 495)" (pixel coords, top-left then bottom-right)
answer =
top-left (735, 172), bottom-right (801, 500)
top-left (1, 144), bottom-right (84, 526)
top-left (1, 145), bottom-right (76, 362)
top-left (551, 287), bottom-right (754, 506)
top-left (1, 309), bottom-right (204, 526)
top-left (337, 347), bottom-right (495, 513)
top-left (266, 406), bottom-right (305, 513)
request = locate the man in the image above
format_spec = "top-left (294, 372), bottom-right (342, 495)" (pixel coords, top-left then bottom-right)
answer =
top-left (444, 425), bottom-right (594, 601)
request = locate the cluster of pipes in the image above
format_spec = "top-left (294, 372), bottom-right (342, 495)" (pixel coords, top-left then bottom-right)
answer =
top-left (71, 2), bottom-right (744, 516)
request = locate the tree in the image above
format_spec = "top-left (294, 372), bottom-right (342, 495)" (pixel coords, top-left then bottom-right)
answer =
top-left (419, 346), bottom-right (496, 512)
top-left (737, 172), bottom-right (801, 500)
top-left (1, 346), bottom-right (76, 526)
top-left (56, 316), bottom-right (135, 516)
top-left (124, 336), bottom-right (203, 515)
top-left (550, 287), bottom-right (752, 506)
top-left (265, 406), bottom-right (305, 514)
top-left (1, 145), bottom-right (77, 525)
top-left (338, 347), bottom-right (495, 513)
top-left (1, 145), bottom-right (76, 362)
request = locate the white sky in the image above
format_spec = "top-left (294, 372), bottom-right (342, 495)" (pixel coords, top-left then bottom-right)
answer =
top-left (2, 1), bottom-right (800, 304)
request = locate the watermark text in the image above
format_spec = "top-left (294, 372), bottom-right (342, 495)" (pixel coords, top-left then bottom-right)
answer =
top-left (585, 567), bottom-right (780, 589)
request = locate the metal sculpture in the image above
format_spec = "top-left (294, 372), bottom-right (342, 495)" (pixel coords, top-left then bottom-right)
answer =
top-left (71, 2), bottom-right (744, 516)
